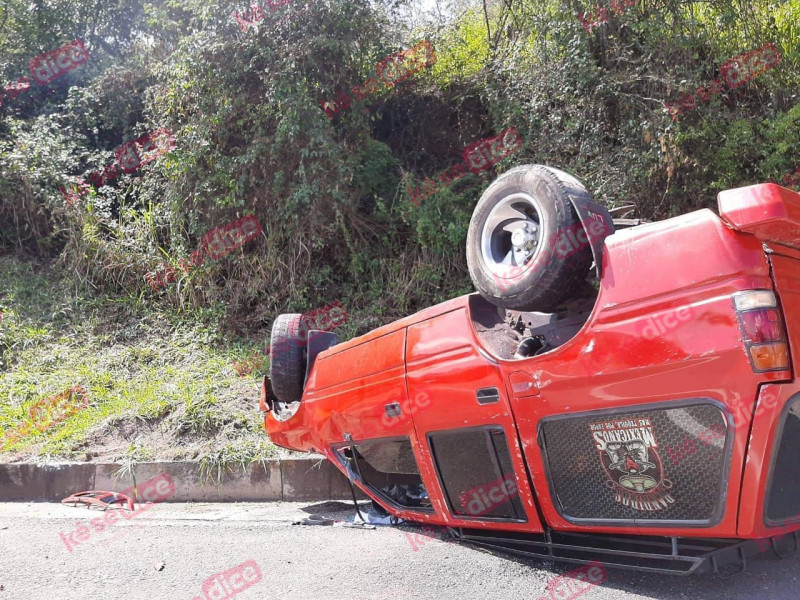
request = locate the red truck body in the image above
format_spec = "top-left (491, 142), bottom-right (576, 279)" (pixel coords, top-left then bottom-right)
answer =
top-left (262, 183), bottom-right (800, 573)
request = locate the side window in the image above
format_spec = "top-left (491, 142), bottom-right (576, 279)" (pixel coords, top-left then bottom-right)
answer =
top-left (334, 437), bottom-right (433, 512)
top-left (428, 427), bottom-right (525, 521)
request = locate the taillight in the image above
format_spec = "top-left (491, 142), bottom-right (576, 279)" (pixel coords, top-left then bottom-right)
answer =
top-left (733, 290), bottom-right (791, 372)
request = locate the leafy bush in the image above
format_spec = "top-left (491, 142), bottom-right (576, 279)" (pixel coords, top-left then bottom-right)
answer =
top-left (1, 0), bottom-right (799, 330)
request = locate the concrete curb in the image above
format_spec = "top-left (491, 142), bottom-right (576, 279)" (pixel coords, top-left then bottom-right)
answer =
top-left (0, 458), bottom-right (365, 503)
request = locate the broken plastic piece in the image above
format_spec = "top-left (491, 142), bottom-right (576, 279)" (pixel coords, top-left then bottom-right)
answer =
top-left (61, 490), bottom-right (135, 511)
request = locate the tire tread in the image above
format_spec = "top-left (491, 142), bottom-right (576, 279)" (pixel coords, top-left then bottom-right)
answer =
top-left (269, 314), bottom-right (306, 404)
top-left (466, 164), bottom-right (594, 312)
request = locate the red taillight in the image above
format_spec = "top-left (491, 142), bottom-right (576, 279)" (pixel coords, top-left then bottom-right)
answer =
top-left (738, 308), bottom-right (786, 344)
top-left (733, 290), bottom-right (791, 372)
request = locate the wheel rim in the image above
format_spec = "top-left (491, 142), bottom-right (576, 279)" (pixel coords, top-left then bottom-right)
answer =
top-left (480, 192), bottom-right (546, 279)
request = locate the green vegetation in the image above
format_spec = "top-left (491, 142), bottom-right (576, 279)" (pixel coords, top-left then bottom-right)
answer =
top-left (0, 255), bottom-right (280, 469)
top-left (1, 0), bottom-right (799, 470)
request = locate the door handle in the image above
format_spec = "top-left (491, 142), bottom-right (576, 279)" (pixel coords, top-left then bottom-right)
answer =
top-left (477, 387), bottom-right (500, 405)
top-left (385, 402), bottom-right (402, 417)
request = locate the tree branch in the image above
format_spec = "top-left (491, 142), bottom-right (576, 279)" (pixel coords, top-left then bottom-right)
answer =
top-left (482, 0), bottom-right (492, 52)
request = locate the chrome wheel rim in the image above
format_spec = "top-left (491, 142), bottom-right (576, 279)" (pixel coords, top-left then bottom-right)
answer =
top-left (480, 192), bottom-right (546, 279)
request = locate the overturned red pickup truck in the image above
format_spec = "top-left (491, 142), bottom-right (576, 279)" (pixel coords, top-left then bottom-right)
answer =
top-left (260, 165), bottom-right (800, 575)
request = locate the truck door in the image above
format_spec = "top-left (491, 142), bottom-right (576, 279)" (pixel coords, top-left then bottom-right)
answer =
top-left (403, 307), bottom-right (544, 531)
top-left (308, 329), bottom-right (436, 518)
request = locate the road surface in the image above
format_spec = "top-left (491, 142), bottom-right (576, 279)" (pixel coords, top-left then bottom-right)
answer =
top-left (1, 500), bottom-right (799, 599)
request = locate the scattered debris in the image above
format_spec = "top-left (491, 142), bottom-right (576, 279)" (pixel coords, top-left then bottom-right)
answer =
top-left (61, 491), bottom-right (135, 511)
top-left (293, 514), bottom-right (335, 526)
top-left (341, 521), bottom-right (376, 530)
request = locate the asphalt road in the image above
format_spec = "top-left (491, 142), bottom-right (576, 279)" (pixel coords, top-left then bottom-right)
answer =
top-left (1, 500), bottom-right (799, 600)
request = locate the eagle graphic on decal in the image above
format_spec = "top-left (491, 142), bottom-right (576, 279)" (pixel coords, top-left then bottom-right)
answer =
top-left (589, 417), bottom-right (675, 512)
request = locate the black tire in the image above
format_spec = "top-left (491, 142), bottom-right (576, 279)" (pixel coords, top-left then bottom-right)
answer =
top-left (466, 165), bottom-right (594, 312)
top-left (269, 314), bottom-right (307, 404)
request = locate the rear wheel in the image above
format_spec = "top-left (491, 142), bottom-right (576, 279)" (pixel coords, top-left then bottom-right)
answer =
top-left (466, 165), bottom-right (594, 311)
top-left (269, 314), bottom-right (307, 404)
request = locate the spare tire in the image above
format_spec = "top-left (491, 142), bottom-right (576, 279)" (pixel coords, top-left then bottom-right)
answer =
top-left (269, 314), bottom-right (307, 404)
top-left (466, 165), bottom-right (594, 312)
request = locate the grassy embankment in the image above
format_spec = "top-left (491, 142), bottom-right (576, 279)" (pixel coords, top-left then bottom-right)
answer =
top-left (0, 254), bottom-right (292, 480)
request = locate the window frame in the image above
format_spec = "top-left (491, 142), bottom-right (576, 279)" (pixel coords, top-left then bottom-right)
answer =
top-left (426, 425), bottom-right (527, 523)
top-left (331, 435), bottom-right (436, 515)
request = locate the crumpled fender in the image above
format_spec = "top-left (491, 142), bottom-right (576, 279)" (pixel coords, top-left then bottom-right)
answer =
top-left (567, 195), bottom-right (615, 277)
